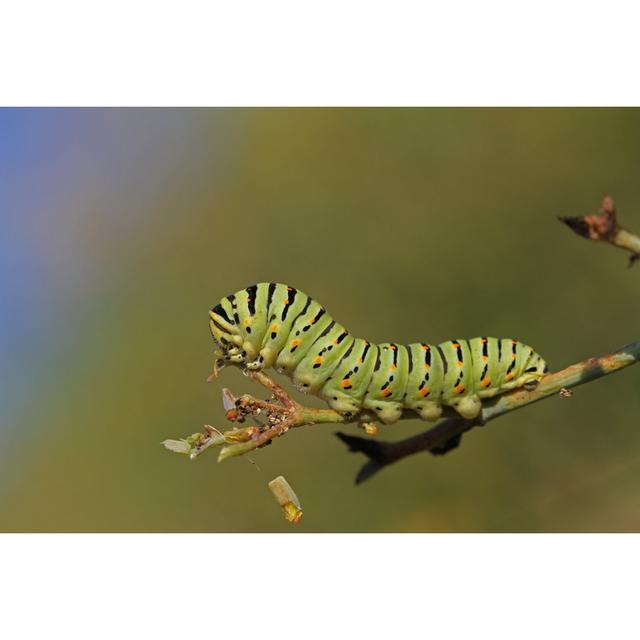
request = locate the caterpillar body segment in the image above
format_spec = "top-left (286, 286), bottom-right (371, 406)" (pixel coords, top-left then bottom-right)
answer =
top-left (210, 283), bottom-right (548, 424)
top-left (321, 338), bottom-right (378, 414)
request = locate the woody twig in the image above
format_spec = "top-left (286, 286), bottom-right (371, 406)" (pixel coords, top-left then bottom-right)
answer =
top-left (559, 195), bottom-right (640, 266)
top-left (162, 369), bottom-right (349, 462)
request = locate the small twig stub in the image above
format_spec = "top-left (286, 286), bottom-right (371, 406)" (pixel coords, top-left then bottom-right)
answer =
top-left (559, 195), bottom-right (640, 264)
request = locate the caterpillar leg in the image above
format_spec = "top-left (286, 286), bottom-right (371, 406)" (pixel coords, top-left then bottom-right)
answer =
top-left (362, 398), bottom-right (404, 425)
top-left (445, 393), bottom-right (483, 420)
top-left (415, 400), bottom-right (443, 422)
top-left (499, 371), bottom-right (545, 393)
top-left (324, 391), bottom-right (363, 415)
top-left (245, 355), bottom-right (266, 371)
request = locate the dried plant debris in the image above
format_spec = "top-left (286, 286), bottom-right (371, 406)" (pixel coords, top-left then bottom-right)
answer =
top-left (360, 421), bottom-right (379, 436)
top-left (161, 425), bottom-right (226, 459)
top-left (268, 475), bottom-right (303, 524)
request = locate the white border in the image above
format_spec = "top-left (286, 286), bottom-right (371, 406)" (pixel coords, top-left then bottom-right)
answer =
top-left (1, 1), bottom-right (640, 105)
top-left (1, 534), bottom-right (638, 639)
top-left (2, 3), bottom-right (639, 637)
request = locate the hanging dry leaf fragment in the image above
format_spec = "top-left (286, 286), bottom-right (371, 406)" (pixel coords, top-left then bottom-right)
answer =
top-left (268, 475), bottom-right (303, 524)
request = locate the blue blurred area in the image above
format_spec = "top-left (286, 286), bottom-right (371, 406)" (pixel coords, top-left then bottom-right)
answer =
top-left (0, 107), bottom-right (239, 478)
top-left (1, 109), bottom-right (66, 427)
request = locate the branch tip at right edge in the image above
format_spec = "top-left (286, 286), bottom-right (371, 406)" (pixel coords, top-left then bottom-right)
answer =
top-left (558, 215), bottom-right (591, 239)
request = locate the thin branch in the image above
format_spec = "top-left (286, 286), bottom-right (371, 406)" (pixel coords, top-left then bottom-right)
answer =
top-left (163, 340), bottom-right (639, 485)
top-left (559, 194), bottom-right (640, 266)
top-left (162, 369), bottom-right (349, 462)
top-left (337, 340), bottom-right (640, 484)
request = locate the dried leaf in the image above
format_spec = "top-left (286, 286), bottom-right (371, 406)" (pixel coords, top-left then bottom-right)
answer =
top-left (268, 475), bottom-right (303, 524)
top-left (161, 439), bottom-right (191, 454)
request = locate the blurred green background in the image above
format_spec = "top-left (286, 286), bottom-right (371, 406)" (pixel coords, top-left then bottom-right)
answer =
top-left (2, 108), bottom-right (640, 532)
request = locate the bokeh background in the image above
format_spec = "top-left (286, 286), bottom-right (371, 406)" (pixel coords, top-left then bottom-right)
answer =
top-left (2, 108), bottom-right (640, 532)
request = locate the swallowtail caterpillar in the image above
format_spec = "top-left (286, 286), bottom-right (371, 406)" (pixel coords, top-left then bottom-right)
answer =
top-left (209, 283), bottom-right (548, 424)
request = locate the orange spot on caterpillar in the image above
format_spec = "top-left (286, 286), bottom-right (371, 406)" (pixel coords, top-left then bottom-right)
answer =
top-left (481, 338), bottom-right (488, 344)
top-left (455, 384), bottom-right (465, 394)
top-left (421, 345), bottom-right (430, 351)
top-left (481, 355), bottom-right (489, 362)
top-left (314, 356), bottom-right (323, 365)
top-left (457, 360), bottom-right (463, 368)
top-left (341, 379), bottom-right (352, 388)
top-left (452, 342), bottom-right (460, 348)
top-left (506, 372), bottom-right (514, 381)
top-left (291, 339), bottom-right (301, 348)
top-left (389, 345), bottom-right (397, 350)
top-left (419, 387), bottom-right (430, 397)
top-left (271, 324), bottom-right (278, 331)
top-left (481, 377), bottom-right (491, 387)
top-left (423, 363), bottom-right (430, 370)
top-left (357, 357), bottom-right (364, 364)
top-left (381, 388), bottom-right (392, 397)
top-left (389, 364), bottom-right (397, 371)
top-left (332, 338), bottom-right (339, 345)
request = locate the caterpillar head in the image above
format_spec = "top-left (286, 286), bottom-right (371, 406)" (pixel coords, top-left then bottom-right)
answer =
top-left (208, 305), bottom-right (245, 376)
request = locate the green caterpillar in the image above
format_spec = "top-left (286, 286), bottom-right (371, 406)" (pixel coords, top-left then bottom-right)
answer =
top-left (209, 283), bottom-right (548, 424)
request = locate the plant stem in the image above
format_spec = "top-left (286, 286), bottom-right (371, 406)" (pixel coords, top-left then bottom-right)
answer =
top-left (338, 340), bottom-right (640, 484)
